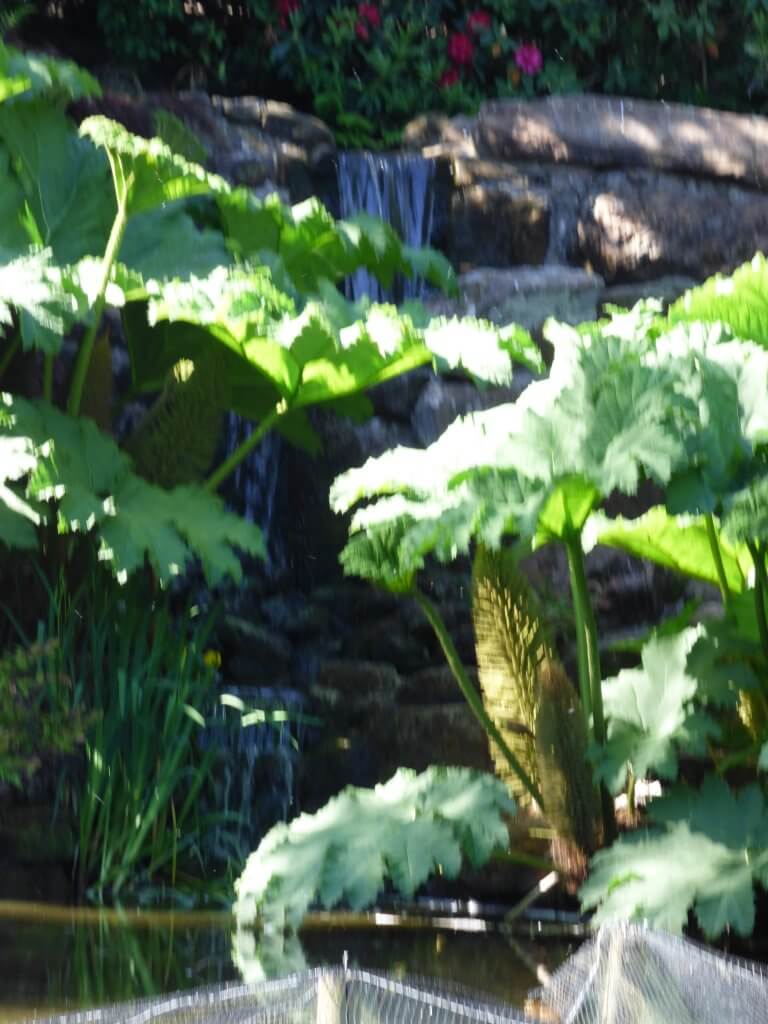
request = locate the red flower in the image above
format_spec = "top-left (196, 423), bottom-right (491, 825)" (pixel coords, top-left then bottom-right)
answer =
top-left (355, 19), bottom-right (370, 41)
top-left (515, 42), bottom-right (543, 75)
top-left (358, 3), bottom-right (381, 28)
top-left (277, 0), bottom-right (299, 29)
top-left (467, 10), bottom-right (491, 33)
top-left (447, 32), bottom-right (474, 67)
top-left (439, 67), bottom-right (460, 88)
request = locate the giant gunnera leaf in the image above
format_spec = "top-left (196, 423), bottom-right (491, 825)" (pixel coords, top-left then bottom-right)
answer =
top-left (0, 393), bottom-right (263, 584)
top-left (669, 253), bottom-right (768, 349)
top-left (580, 776), bottom-right (768, 938)
top-left (234, 767), bottom-right (515, 929)
top-left (593, 628), bottom-right (721, 793)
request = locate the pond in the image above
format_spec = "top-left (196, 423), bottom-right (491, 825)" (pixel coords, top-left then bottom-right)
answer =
top-left (0, 902), bottom-right (578, 1022)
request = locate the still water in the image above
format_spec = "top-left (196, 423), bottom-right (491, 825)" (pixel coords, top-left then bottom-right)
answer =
top-left (0, 903), bottom-right (575, 1022)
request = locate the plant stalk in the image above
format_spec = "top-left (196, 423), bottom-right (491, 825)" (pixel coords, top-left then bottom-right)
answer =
top-left (564, 536), bottom-right (602, 742)
top-left (204, 404), bottom-right (283, 492)
top-left (705, 513), bottom-right (731, 608)
top-left (563, 534), bottom-right (616, 841)
top-left (67, 193), bottom-right (129, 417)
top-left (748, 540), bottom-right (768, 666)
top-left (414, 589), bottom-right (545, 810)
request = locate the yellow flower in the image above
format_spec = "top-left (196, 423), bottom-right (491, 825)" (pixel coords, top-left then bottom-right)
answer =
top-left (203, 649), bottom-right (222, 669)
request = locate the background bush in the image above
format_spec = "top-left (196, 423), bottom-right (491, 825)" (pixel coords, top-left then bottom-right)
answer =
top-left (14, 2), bottom-right (768, 154)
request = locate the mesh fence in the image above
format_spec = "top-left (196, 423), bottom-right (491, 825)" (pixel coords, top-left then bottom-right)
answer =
top-left (26, 923), bottom-right (768, 1024)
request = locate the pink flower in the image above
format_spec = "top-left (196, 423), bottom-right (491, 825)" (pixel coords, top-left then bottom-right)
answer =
top-left (515, 43), bottom-right (543, 75)
top-left (439, 67), bottom-right (460, 88)
top-left (448, 32), bottom-right (474, 67)
top-left (467, 10), bottom-right (491, 34)
top-left (355, 19), bottom-right (370, 42)
top-left (358, 3), bottom-right (381, 28)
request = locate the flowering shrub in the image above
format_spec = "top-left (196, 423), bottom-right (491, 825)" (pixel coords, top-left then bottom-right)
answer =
top-left (20, 1), bottom-right (768, 147)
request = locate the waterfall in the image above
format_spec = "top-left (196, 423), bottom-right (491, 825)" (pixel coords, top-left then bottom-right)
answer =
top-left (337, 151), bottom-right (436, 302)
top-left (222, 413), bottom-right (284, 576)
top-left (202, 685), bottom-right (307, 855)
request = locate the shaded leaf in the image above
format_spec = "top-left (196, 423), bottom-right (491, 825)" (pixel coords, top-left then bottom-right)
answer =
top-left (587, 506), bottom-right (751, 593)
top-left (234, 767), bottom-right (514, 928)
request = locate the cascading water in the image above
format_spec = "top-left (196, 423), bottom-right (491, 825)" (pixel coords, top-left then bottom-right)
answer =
top-left (337, 151), bottom-right (436, 302)
top-left (222, 414), bottom-right (284, 576)
top-left (202, 685), bottom-right (308, 856)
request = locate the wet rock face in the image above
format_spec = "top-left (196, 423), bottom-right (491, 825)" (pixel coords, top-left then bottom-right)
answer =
top-left (449, 183), bottom-right (550, 267)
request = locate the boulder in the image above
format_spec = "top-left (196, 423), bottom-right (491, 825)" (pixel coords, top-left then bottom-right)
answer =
top-left (312, 412), bottom-right (418, 473)
top-left (346, 614), bottom-right (432, 674)
top-left (212, 96), bottom-right (335, 158)
top-left (449, 183), bottom-right (550, 267)
top-left (577, 170), bottom-right (768, 282)
top-left (600, 275), bottom-right (698, 311)
top-left (375, 704), bottom-right (493, 779)
top-left (431, 265), bottom-right (603, 334)
top-left (399, 665), bottom-right (477, 704)
top-left (411, 375), bottom-right (533, 448)
top-left (315, 659), bottom-right (402, 706)
top-left (368, 366), bottom-right (432, 422)
top-left (219, 615), bottom-right (292, 684)
top-left (402, 112), bottom-right (477, 154)
top-left (477, 95), bottom-right (768, 188)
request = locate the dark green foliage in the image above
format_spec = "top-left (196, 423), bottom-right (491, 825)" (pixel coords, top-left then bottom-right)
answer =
top-left (0, 637), bottom-right (92, 787)
top-left (18, 2), bottom-right (768, 147)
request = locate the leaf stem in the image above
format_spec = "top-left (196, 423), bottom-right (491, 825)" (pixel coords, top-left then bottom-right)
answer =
top-left (204, 404), bottom-right (283, 493)
top-left (67, 192), bottom-right (129, 417)
top-left (564, 535), bottom-right (602, 741)
top-left (0, 332), bottom-right (20, 382)
top-left (563, 533), bottom-right (616, 841)
top-left (748, 540), bottom-right (768, 666)
top-left (413, 588), bottom-right (545, 810)
top-left (705, 513), bottom-right (731, 608)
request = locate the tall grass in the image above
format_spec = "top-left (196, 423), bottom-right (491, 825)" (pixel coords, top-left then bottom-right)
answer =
top-left (5, 570), bottom-right (239, 903)
top-left (68, 588), bottom-right (233, 901)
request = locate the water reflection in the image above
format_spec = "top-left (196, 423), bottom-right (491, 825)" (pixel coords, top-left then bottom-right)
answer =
top-left (0, 903), bottom-right (575, 1022)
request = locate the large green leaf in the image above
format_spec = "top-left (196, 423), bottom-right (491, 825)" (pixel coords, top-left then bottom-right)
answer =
top-left (669, 253), bottom-right (768, 348)
top-left (0, 41), bottom-right (100, 105)
top-left (234, 767), bottom-right (514, 928)
top-left (80, 116), bottom-right (230, 216)
top-left (593, 628), bottom-right (720, 792)
top-left (581, 777), bottom-right (768, 938)
top-left (120, 206), bottom-right (232, 283)
top-left (0, 102), bottom-right (114, 263)
top-left (332, 313), bottom-right (702, 589)
top-left (759, 743), bottom-right (768, 771)
top-left (0, 394), bottom-right (263, 584)
top-left (587, 507), bottom-right (751, 592)
top-left (0, 249), bottom-right (88, 353)
top-left (0, 431), bottom-right (40, 549)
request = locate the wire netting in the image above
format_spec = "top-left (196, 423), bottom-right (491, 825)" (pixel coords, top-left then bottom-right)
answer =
top-left (26, 923), bottom-right (768, 1024)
